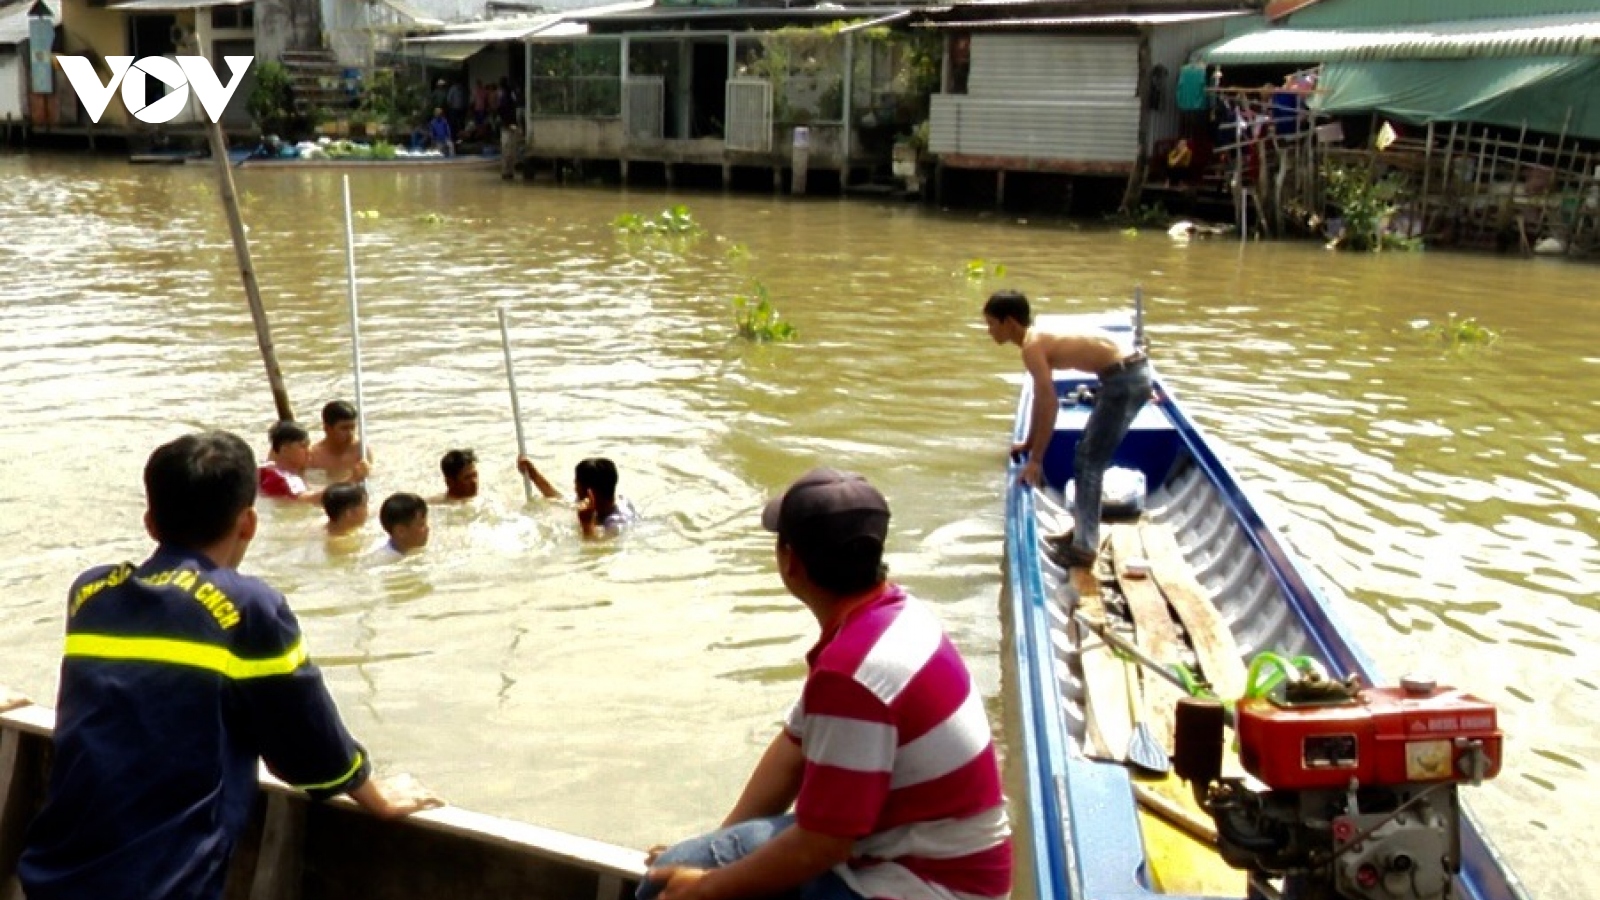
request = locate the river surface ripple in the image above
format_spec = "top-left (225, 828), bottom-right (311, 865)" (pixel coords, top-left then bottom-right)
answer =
top-left (0, 154), bottom-right (1594, 899)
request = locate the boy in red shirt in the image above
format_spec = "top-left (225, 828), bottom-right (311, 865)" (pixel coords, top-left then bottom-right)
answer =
top-left (259, 421), bottom-right (365, 504)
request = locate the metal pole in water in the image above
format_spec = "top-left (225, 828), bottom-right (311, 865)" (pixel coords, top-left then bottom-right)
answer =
top-left (341, 175), bottom-right (370, 465)
top-left (497, 307), bottom-right (535, 502)
top-left (207, 119), bottom-right (293, 422)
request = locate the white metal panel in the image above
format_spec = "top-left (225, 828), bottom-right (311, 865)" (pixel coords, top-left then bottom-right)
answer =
top-left (624, 76), bottom-right (663, 139)
top-left (933, 33), bottom-right (1141, 164)
top-left (0, 53), bottom-right (19, 120)
top-left (929, 95), bottom-right (1140, 163)
top-left (968, 33), bottom-right (1139, 100)
top-left (725, 77), bottom-right (771, 152)
top-left (1146, 19), bottom-right (1230, 146)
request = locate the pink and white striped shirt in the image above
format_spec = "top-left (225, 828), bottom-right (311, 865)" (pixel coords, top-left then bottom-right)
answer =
top-left (785, 584), bottom-right (1012, 900)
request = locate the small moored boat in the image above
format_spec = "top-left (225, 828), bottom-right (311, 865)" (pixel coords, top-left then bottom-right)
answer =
top-left (0, 689), bottom-right (645, 899)
top-left (1002, 313), bottom-right (1529, 900)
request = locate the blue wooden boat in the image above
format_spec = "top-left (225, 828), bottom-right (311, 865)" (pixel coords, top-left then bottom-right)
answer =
top-left (1003, 313), bottom-right (1529, 900)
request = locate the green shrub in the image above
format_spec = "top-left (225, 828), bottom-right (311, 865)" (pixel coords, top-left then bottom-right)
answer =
top-left (247, 61), bottom-right (294, 136)
top-left (1416, 313), bottom-right (1498, 351)
top-left (732, 280), bottom-right (796, 343)
top-left (1323, 163), bottom-right (1419, 252)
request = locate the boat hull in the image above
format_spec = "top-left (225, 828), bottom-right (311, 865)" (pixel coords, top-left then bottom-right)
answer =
top-left (1002, 315), bottom-right (1528, 900)
top-left (0, 694), bottom-right (646, 900)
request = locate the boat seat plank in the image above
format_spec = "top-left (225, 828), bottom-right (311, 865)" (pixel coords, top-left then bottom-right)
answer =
top-left (1137, 521), bottom-right (1248, 703)
top-left (1069, 567), bottom-right (1133, 762)
top-left (1136, 788), bottom-right (1243, 897)
top-left (1106, 525), bottom-right (1187, 754)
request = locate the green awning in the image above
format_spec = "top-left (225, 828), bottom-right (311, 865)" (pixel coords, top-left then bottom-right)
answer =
top-left (1312, 56), bottom-right (1600, 140)
top-left (1203, 13), bottom-right (1600, 64)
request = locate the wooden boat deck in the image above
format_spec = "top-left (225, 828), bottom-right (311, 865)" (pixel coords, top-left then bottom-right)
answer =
top-left (1042, 495), bottom-right (1247, 897)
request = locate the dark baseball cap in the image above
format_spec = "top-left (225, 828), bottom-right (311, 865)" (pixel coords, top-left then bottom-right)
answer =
top-left (762, 468), bottom-right (890, 550)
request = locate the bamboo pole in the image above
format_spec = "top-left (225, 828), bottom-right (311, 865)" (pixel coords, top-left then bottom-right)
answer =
top-left (341, 175), bottom-right (370, 465)
top-left (1567, 152), bottom-right (1596, 256)
top-left (1539, 108), bottom-right (1574, 242)
top-left (1434, 121), bottom-right (1458, 237)
top-left (207, 119), bottom-right (293, 422)
top-left (497, 307), bottom-right (536, 503)
top-left (1418, 121), bottom-right (1435, 236)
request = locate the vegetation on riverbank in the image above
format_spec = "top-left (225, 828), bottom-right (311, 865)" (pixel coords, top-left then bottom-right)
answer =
top-left (613, 205), bottom-right (798, 343)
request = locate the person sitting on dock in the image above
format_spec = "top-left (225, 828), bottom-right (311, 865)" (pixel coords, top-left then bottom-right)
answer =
top-left (307, 400), bottom-right (369, 479)
top-left (260, 420), bottom-right (366, 504)
top-left (323, 482), bottom-right (370, 538)
top-left (372, 492), bottom-right (429, 562)
top-left (427, 107), bottom-right (454, 158)
top-left (640, 468), bottom-right (1012, 900)
top-left (438, 448), bottom-right (479, 502)
top-left (18, 431), bottom-right (441, 900)
top-left (516, 454), bottom-right (637, 538)
top-left (984, 290), bottom-right (1150, 568)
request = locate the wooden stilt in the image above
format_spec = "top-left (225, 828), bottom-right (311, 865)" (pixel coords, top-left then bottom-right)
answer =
top-left (1418, 121), bottom-right (1435, 236)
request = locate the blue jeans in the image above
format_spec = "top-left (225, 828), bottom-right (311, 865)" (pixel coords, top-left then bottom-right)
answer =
top-left (636, 815), bottom-right (864, 900)
top-left (1072, 362), bottom-right (1152, 558)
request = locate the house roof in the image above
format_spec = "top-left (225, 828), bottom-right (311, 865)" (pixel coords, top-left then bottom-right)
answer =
top-left (406, 12), bottom-right (564, 42)
top-left (108, 0), bottom-right (251, 10)
top-left (402, 0), bottom-right (648, 48)
top-left (1203, 11), bottom-right (1600, 63)
top-left (563, 2), bottom-right (913, 28)
top-left (914, 0), bottom-right (1256, 26)
top-left (914, 8), bottom-right (1252, 28)
top-left (0, 0), bottom-right (58, 45)
top-left (1264, 0), bottom-right (1320, 20)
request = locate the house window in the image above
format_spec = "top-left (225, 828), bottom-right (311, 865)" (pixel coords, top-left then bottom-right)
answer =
top-left (212, 4), bottom-right (254, 30)
top-left (528, 39), bottom-right (622, 118)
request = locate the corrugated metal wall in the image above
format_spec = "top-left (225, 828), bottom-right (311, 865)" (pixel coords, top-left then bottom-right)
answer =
top-left (625, 76), bottom-right (664, 139)
top-left (725, 78), bottom-right (771, 152)
top-left (0, 52), bottom-right (20, 120)
top-left (1146, 20), bottom-right (1231, 147)
top-left (929, 33), bottom-right (1140, 164)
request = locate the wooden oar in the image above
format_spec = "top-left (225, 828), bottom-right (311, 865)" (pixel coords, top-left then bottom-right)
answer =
top-left (1074, 609), bottom-right (1238, 730)
top-left (496, 307), bottom-right (535, 502)
top-left (1121, 643), bottom-right (1171, 775)
top-left (341, 174), bottom-right (371, 470)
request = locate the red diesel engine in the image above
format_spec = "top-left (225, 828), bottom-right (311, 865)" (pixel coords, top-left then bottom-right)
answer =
top-left (1175, 672), bottom-right (1502, 900)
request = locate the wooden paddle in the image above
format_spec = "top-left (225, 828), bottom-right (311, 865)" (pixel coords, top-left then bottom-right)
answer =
top-left (1121, 644), bottom-right (1171, 775)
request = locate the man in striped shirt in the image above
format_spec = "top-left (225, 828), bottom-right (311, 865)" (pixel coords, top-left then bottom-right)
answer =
top-left (642, 468), bottom-right (1012, 900)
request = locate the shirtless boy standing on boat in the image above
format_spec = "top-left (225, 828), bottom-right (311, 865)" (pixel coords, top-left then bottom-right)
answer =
top-left (307, 400), bottom-right (368, 479)
top-left (983, 290), bottom-right (1150, 567)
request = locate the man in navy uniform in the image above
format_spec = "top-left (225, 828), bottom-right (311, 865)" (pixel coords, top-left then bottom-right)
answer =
top-left (20, 430), bottom-right (440, 900)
